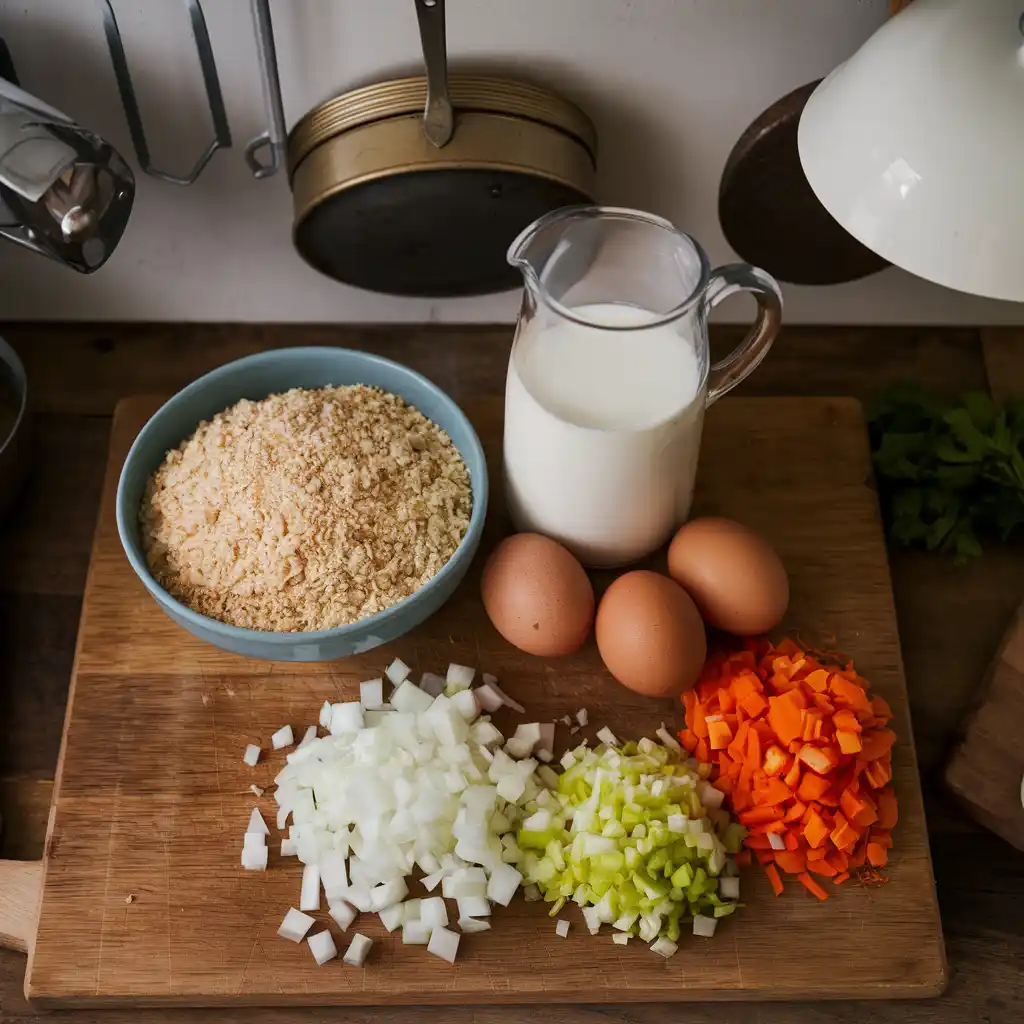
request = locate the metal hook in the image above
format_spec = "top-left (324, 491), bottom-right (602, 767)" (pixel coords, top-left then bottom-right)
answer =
top-left (98, 0), bottom-right (232, 186)
top-left (414, 0), bottom-right (453, 148)
top-left (245, 0), bottom-right (287, 179)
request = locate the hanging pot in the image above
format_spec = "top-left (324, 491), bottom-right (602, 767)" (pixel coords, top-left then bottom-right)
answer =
top-left (284, 0), bottom-right (598, 297)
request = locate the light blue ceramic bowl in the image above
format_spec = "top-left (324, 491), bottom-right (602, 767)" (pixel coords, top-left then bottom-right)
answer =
top-left (116, 347), bottom-right (488, 661)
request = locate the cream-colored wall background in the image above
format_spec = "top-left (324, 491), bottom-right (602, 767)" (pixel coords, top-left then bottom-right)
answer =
top-left (0, 0), bottom-right (1019, 324)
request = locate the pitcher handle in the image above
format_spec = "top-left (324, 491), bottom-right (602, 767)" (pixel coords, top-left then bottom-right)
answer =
top-left (704, 264), bottom-right (783, 406)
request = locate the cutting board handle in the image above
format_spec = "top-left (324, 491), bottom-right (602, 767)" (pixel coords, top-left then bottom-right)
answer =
top-left (0, 860), bottom-right (42, 953)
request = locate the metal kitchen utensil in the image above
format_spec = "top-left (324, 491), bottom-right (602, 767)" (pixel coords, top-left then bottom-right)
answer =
top-left (286, 0), bottom-right (598, 295)
top-left (99, 0), bottom-right (231, 185)
top-left (245, 0), bottom-right (287, 179)
top-left (0, 74), bottom-right (135, 272)
top-left (415, 0), bottom-right (454, 148)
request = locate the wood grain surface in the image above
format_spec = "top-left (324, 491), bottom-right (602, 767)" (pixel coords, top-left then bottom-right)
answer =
top-left (24, 392), bottom-right (944, 1007)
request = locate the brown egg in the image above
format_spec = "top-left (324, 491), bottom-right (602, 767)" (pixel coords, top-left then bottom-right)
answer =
top-left (595, 571), bottom-right (707, 698)
top-left (667, 517), bottom-right (789, 635)
top-left (481, 533), bottom-right (595, 656)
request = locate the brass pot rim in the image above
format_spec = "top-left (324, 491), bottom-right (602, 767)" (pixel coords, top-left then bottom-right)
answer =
top-left (288, 74), bottom-right (598, 178)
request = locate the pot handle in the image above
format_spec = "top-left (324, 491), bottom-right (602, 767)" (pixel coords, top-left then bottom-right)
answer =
top-left (244, 0), bottom-right (287, 179)
top-left (414, 0), bottom-right (454, 148)
top-left (704, 264), bottom-right (783, 406)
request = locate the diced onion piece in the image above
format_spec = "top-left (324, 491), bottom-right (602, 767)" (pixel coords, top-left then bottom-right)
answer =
top-left (319, 849), bottom-right (348, 891)
top-left (523, 883), bottom-right (541, 902)
top-left (768, 832), bottom-right (786, 851)
top-left (421, 871), bottom-right (444, 893)
top-left (243, 832), bottom-right (266, 850)
top-left (474, 684), bottom-right (504, 713)
top-left (505, 737), bottom-right (535, 760)
top-left (576, 708), bottom-right (589, 727)
top-left (555, 919), bottom-right (570, 938)
top-left (329, 702), bottom-right (363, 735)
top-left (656, 724), bottom-right (682, 752)
top-left (360, 678), bottom-right (384, 710)
top-left (420, 672), bottom-right (446, 697)
top-left (450, 689), bottom-right (481, 722)
top-left (280, 839), bottom-right (297, 857)
top-left (458, 917), bottom-right (491, 934)
top-left (693, 915), bottom-right (717, 938)
top-left (390, 680), bottom-right (433, 714)
top-left (329, 900), bottom-right (357, 932)
top-left (427, 924), bottom-right (460, 964)
top-left (581, 906), bottom-right (602, 934)
top-left (243, 744), bottom-right (261, 767)
top-left (650, 937), bottom-right (678, 958)
top-left (277, 908), bottom-right (315, 942)
top-left (612, 932), bottom-right (629, 946)
top-left (319, 701), bottom-right (332, 728)
top-left (387, 659), bottom-right (411, 685)
top-left (300, 864), bottom-right (320, 911)
top-left (343, 933), bottom-right (373, 966)
top-left (719, 876), bottom-right (740, 900)
top-left (488, 681), bottom-right (525, 714)
top-left (370, 877), bottom-right (408, 911)
top-left (402, 920), bottom-right (432, 944)
top-left (247, 808), bottom-right (269, 835)
top-left (298, 725), bottom-right (317, 748)
top-left (308, 930), bottom-right (338, 966)
top-left (420, 896), bottom-right (448, 930)
top-left (446, 663), bottom-right (476, 690)
top-left (271, 725), bottom-right (294, 749)
top-left (596, 726), bottom-right (618, 747)
top-left (241, 846), bottom-right (268, 871)
top-left (378, 903), bottom-right (405, 932)
top-left (456, 896), bottom-right (490, 919)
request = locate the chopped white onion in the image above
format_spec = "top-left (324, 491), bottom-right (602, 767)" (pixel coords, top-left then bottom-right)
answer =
top-left (328, 900), bottom-right (357, 932)
top-left (420, 896), bottom-right (448, 930)
top-left (247, 808), bottom-right (269, 835)
top-left (359, 678), bottom-right (385, 710)
top-left (343, 933), bottom-right (373, 966)
top-left (427, 925), bottom-right (460, 964)
top-left (329, 702), bottom-right (363, 735)
top-left (271, 725), bottom-right (294, 750)
top-left (487, 681), bottom-right (525, 714)
top-left (243, 832), bottom-right (266, 850)
top-left (307, 930), bottom-right (338, 966)
top-left (523, 883), bottom-right (541, 902)
top-left (378, 903), bottom-right (405, 932)
top-left (241, 845), bottom-right (268, 871)
top-left (656, 724), bottom-right (682, 752)
top-left (300, 864), bottom-right (320, 911)
top-left (402, 920), bottom-right (432, 944)
top-left (387, 659), bottom-right (411, 685)
top-left (319, 701), bottom-right (332, 728)
top-left (768, 832), bottom-right (786, 851)
top-left (693, 915), bottom-right (718, 938)
top-left (277, 908), bottom-right (315, 943)
top-left (650, 937), bottom-right (678, 958)
top-left (612, 932), bottom-right (629, 945)
top-left (576, 708), bottom-right (589, 727)
top-left (446, 663), bottom-right (476, 690)
top-left (458, 917), bottom-right (491, 934)
top-left (718, 876), bottom-right (740, 901)
top-left (243, 744), bottom-right (261, 767)
top-left (420, 672), bottom-right (446, 697)
top-left (555, 919), bottom-right (570, 938)
top-left (450, 689), bottom-right (481, 722)
top-left (280, 839), bottom-right (297, 857)
top-left (390, 679), bottom-right (433, 714)
top-left (473, 684), bottom-right (504, 713)
top-left (581, 905), bottom-right (602, 935)
top-left (596, 726), bottom-right (618, 747)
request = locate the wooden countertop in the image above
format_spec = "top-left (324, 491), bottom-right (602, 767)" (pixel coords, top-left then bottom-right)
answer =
top-left (1, 322), bottom-right (1023, 1023)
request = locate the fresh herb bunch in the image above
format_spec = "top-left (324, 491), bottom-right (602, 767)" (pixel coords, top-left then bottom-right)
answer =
top-left (867, 384), bottom-right (1024, 563)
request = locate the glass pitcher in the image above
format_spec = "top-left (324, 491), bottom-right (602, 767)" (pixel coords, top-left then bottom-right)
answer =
top-left (504, 206), bottom-right (782, 568)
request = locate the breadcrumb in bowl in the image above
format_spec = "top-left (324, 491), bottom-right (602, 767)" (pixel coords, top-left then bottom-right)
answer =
top-left (116, 348), bottom-right (488, 662)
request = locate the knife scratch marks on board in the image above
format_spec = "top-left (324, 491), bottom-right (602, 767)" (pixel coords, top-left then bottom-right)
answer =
top-left (733, 932), bottom-right (745, 988)
top-left (237, 913), bottom-right (265, 994)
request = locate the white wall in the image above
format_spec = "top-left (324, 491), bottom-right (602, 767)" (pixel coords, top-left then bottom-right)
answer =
top-left (0, 0), bottom-right (1019, 324)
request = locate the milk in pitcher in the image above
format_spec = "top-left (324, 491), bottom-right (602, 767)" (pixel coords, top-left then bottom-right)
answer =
top-left (504, 302), bottom-right (705, 567)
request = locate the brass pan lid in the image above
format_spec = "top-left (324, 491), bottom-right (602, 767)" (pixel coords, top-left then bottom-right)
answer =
top-left (288, 74), bottom-right (598, 178)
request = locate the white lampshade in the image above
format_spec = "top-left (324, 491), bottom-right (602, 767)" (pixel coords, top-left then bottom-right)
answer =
top-left (798, 0), bottom-right (1024, 302)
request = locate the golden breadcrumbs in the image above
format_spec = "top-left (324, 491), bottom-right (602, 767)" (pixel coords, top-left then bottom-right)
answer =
top-left (139, 385), bottom-right (471, 631)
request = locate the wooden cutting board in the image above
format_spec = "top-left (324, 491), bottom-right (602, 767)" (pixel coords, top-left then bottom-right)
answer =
top-left (946, 601), bottom-right (1024, 851)
top-left (23, 395), bottom-right (945, 1007)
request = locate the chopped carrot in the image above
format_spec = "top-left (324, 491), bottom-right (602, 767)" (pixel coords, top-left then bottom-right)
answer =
top-left (833, 871), bottom-right (851, 885)
top-left (796, 772), bottom-right (830, 802)
top-left (802, 810), bottom-right (830, 849)
top-left (797, 873), bottom-right (829, 900)
top-left (680, 637), bottom-right (899, 903)
top-left (798, 745), bottom-right (839, 775)
top-left (866, 842), bottom-right (888, 867)
top-left (763, 745), bottom-right (790, 777)
top-left (859, 728), bottom-right (897, 762)
top-left (783, 801), bottom-right (807, 823)
top-left (707, 719), bottom-right (733, 750)
top-left (774, 849), bottom-right (806, 874)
